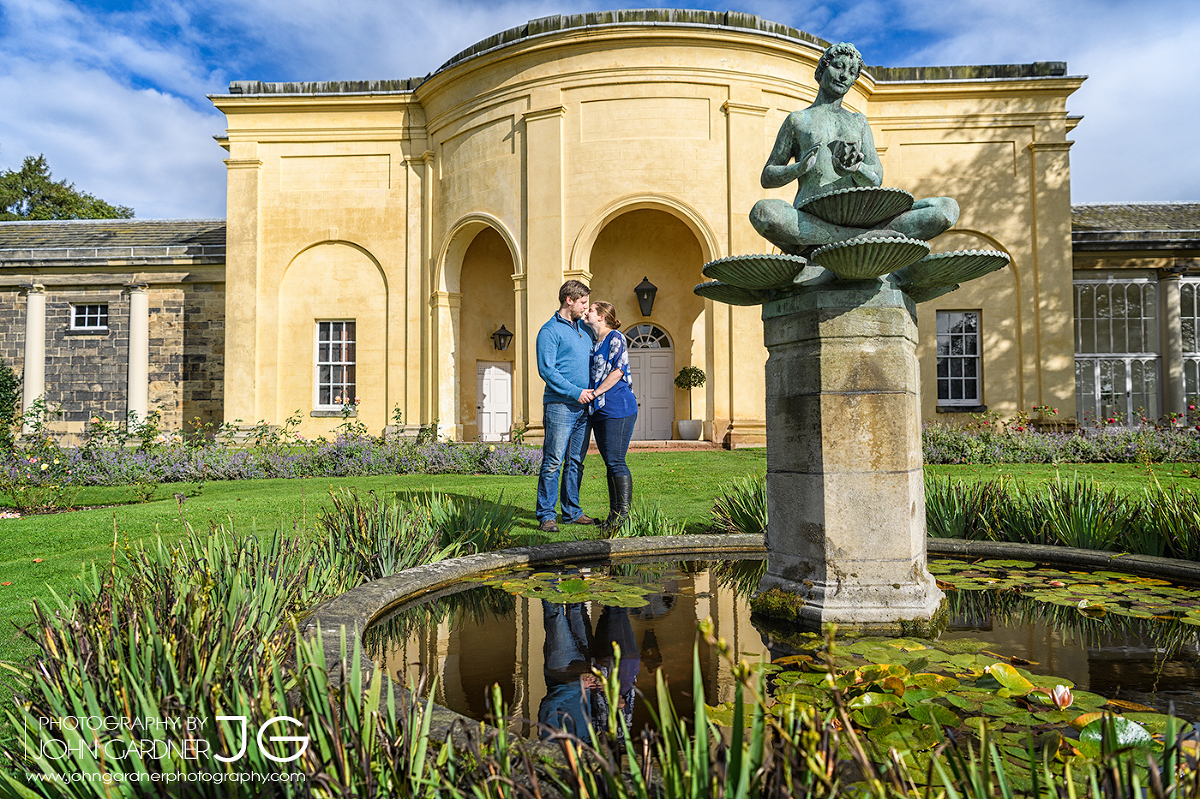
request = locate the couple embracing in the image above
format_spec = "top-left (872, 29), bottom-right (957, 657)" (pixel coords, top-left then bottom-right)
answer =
top-left (534, 280), bottom-right (638, 534)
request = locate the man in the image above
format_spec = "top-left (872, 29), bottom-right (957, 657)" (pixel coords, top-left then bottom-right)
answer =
top-left (535, 279), bottom-right (596, 533)
top-left (749, 42), bottom-right (958, 255)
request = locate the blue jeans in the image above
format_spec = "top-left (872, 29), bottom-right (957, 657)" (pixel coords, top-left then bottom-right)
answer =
top-left (537, 401), bottom-right (590, 522)
top-left (591, 412), bottom-right (636, 479)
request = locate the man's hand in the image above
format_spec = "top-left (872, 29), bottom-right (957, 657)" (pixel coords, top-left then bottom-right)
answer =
top-left (579, 389), bottom-right (595, 404)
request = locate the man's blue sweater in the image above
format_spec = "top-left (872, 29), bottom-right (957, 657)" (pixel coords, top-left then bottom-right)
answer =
top-left (536, 312), bottom-right (594, 406)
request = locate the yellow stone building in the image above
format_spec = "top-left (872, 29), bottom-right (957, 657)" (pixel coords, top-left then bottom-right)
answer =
top-left (209, 10), bottom-right (1085, 445)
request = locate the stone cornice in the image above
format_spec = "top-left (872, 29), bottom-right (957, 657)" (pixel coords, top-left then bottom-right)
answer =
top-left (430, 290), bottom-right (462, 308)
top-left (721, 100), bottom-right (769, 116)
top-left (223, 158), bottom-right (263, 170)
top-left (522, 105), bottom-right (567, 122)
top-left (1028, 140), bottom-right (1074, 152)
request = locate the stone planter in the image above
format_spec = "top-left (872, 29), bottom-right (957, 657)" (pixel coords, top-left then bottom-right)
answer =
top-left (677, 419), bottom-right (703, 440)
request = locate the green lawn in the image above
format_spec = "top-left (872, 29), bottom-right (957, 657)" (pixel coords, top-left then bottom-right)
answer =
top-left (0, 452), bottom-right (1193, 668)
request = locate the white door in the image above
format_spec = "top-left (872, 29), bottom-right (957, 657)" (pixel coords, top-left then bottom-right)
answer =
top-left (626, 325), bottom-right (674, 440)
top-left (476, 361), bottom-right (513, 441)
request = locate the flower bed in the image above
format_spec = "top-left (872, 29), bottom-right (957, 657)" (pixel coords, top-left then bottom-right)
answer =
top-left (0, 434), bottom-right (541, 511)
top-left (923, 422), bottom-right (1200, 465)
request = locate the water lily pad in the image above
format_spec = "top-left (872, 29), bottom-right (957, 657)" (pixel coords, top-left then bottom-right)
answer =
top-left (902, 688), bottom-right (940, 706)
top-left (912, 673), bottom-right (960, 691)
top-left (982, 700), bottom-right (1020, 716)
top-left (853, 706), bottom-right (892, 728)
top-left (849, 691), bottom-right (900, 709)
top-left (985, 663), bottom-right (1036, 695)
top-left (908, 704), bottom-right (961, 726)
top-left (1079, 717), bottom-right (1154, 749)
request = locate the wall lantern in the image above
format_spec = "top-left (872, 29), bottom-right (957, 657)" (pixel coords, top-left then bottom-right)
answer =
top-left (634, 277), bottom-right (658, 317)
top-left (491, 325), bottom-right (514, 351)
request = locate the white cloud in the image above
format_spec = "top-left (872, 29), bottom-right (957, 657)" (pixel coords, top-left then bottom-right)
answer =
top-left (0, 58), bottom-right (227, 218)
top-left (1, 0), bottom-right (1196, 218)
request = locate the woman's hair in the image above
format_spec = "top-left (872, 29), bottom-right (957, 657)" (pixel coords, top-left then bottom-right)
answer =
top-left (591, 301), bottom-right (621, 331)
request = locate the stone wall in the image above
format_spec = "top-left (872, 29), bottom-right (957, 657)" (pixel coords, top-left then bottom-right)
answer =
top-left (0, 281), bottom-right (225, 441)
top-left (182, 283), bottom-right (225, 433)
top-left (0, 290), bottom-right (25, 378)
top-left (148, 288), bottom-right (184, 431)
top-left (46, 288), bottom-right (130, 425)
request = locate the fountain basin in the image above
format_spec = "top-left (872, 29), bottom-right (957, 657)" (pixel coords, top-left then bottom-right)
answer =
top-left (307, 536), bottom-right (1200, 744)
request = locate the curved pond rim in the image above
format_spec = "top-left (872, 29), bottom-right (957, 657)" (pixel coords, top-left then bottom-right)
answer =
top-left (927, 538), bottom-right (1200, 584)
top-left (300, 534), bottom-right (1200, 742)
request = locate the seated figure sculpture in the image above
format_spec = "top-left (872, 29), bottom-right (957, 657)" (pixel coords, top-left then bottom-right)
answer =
top-left (750, 42), bottom-right (960, 256)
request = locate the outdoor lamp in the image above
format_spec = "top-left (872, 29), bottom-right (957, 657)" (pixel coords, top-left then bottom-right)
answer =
top-left (635, 277), bottom-right (658, 317)
top-left (491, 325), bottom-right (514, 351)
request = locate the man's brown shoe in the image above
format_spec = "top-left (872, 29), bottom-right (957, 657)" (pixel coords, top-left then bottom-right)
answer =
top-left (539, 518), bottom-right (560, 533)
top-left (565, 514), bottom-right (596, 525)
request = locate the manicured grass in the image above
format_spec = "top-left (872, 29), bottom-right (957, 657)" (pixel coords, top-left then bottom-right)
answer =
top-left (926, 461), bottom-right (1200, 492)
top-left (0, 449), bottom-right (767, 667)
top-left (0, 453), bottom-right (1190, 670)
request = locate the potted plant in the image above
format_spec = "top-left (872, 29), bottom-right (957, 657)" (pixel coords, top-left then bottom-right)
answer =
top-left (674, 365), bottom-right (706, 440)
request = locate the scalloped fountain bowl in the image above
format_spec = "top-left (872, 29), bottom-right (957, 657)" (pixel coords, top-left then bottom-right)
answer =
top-left (895, 250), bottom-right (1011, 290)
top-left (797, 186), bottom-right (914, 228)
top-left (812, 236), bottom-right (931, 280)
top-left (702, 253), bottom-right (809, 289)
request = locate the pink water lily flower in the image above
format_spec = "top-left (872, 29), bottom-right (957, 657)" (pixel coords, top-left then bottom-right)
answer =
top-left (1049, 685), bottom-right (1073, 709)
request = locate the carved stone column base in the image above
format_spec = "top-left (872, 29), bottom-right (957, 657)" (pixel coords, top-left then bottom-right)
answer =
top-left (755, 279), bottom-right (944, 636)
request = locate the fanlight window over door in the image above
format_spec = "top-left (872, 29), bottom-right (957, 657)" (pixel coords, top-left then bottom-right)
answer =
top-left (626, 325), bottom-right (671, 349)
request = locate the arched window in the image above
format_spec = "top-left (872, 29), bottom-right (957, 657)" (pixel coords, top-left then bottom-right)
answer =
top-left (626, 324), bottom-right (672, 349)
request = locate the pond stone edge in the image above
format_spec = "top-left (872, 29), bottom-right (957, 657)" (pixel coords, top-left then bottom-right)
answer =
top-left (300, 534), bottom-right (765, 745)
top-left (301, 534), bottom-right (1200, 745)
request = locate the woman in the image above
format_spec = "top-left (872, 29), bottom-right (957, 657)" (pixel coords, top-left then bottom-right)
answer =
top-left (583, 301), bottom-right (638, 532)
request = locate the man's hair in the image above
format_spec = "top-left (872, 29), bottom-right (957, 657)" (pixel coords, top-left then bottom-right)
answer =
top-left (590, 301), bottom-right (621, 331)
top-left (815, 42), bottom-right (864, 82)
top-left (559, 279), bottom-right (590, 304)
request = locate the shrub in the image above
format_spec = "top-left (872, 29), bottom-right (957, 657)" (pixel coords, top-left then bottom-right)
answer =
top-left (602, 500), bottom-right (683, 538)
top-left (922, 420), bottom-right (1200, 465)
top-left (711, 474), bottom-right (767, 536)
top-left (925, 476), bottom-right (1006, 540)
top-left (0, 360), bottom-right (19, 451)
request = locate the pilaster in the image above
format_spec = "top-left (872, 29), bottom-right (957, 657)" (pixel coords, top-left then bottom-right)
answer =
top-left (1028, 139), bottom-right (1076, 413)
top-left (223, 144), bottom-right (263, 424)
top-left (125, 282), bottom-right (150, 422)
top-left (1160, 269), bottom-right (1185, 418)
top-left (522, 96), bottom-right (568, 434)
top-left (20, 284), bottom-right (46, 424)
top-left (721, 97), bottom-right (771, 446)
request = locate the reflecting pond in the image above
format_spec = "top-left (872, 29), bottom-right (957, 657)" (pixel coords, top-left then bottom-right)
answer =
top-left (364, 557), bottom-right (1200, 741)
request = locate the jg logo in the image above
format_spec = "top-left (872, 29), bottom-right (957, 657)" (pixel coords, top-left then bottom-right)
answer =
top-left (217, 716), bottom-right (309, 763)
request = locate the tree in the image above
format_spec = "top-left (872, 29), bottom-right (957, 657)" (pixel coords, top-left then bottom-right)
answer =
top-left (0, 155), bottom-right (133, 221)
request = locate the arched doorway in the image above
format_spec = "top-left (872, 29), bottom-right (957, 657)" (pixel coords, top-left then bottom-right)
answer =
top-left (586, 207), bottom-right (706, 441)
top-left (626, 324), bottom-right (673, 440)
top-left (457, 227), bottom-right (516, 441)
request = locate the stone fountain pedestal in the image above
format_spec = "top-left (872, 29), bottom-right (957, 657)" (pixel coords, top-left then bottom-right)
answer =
top-left (754, 278), bottom-right (944, 635)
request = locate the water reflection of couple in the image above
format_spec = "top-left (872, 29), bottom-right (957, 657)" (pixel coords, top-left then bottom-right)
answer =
top-left (538, 600), bottom-right (640, 738)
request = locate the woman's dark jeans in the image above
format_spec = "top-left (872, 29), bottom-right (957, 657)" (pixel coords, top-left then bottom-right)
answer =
top-left (592, 413), bottom-right (636, 478)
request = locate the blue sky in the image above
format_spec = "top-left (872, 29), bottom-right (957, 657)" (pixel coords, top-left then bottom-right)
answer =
top-left (1, 0), bottom-right (1196, 218)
